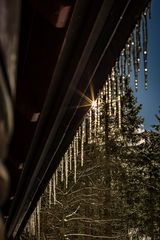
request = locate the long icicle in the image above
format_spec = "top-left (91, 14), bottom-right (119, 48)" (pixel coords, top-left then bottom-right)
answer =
top-left (37, 201), bottom-right (41, 240)
top-left (108, 76), bottom-right (112, 116)
top-left (142, 10), bottom-right (148, 90)
top-left (65, 151), bottom-right (68, 188)
top-left (61, 158), bottom-right (64, 182)
top-left (117, 59), bottom-right (122, 129)
top-left (49, 179), bottom-right (52, 208)
top-left (89, 108), bottom-right (92, 143)
top-left (76, 131), bottom-right (79, 157)
top-left (55, 169), bottom-right (58, 185)
top-left (81, 123), bottom-right (84, 167)
top-left (131, 32), bottom-right (138, 91)
top-left (53, 174), bottom-right (56, 205)
top-left (69, 144), bottom-right (72, 171)
top-left (74, 137), bottom-right (77, 183)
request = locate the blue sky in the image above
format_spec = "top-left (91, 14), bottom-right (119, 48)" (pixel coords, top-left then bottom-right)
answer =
top-left (131, 0), bottom-right (160, 129)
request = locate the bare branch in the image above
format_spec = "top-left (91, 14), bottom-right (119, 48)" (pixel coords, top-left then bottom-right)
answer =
top-left (65, 205), bottom-right (80, 218)
top-left (64, 233), bottom-right (125, 238)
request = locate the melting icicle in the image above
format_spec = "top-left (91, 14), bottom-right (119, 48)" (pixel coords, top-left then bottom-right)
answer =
top-left (105, 80), bottom-right (108, 103)
top-left (76, 131), bottom-right (79, 156)
top-left (81, 145), bottom-right (84, 167)
top-left (131, 32), bottom-right (138, 91)
top-left (79, 126), bottom-right (81, 139)
top-left (81, 123), bottom-right (85, 167)
top-left (83, 117), bottom-right (87, 143)
top-left (113, 68), bottom-right (117, 100)
top-left (38, 197), bottom-right (41, 211)
top-left (34, 211), bottom-right (36, 236)
top-left (116, 60), bottom-right (122, 129)
top-left (103, 84), bottom-right (106, 97)
top-left (49, 179), bottom-right (52, 208)
top-left (32, 211), bottom-right (36, 237)
top-left (73, 137), bottom-right (77, 183)
top-left (37, 201), bottom-right (41, 240)
top-left (100, 89), bottom-right (104, 103)
top-left (126, 38), bottom-right (132, 82)
top-left (27, 224), bottom-right (30, 236)
top-left (135, 22), bottom-right (141, 73)
top-left (65, 152), bottom-right (68, 188)
top-left (61, 158), bottom-right (64, 182)
top-left (89, 108), bottom-right (92, 143)
top-left (53, 174), bottom-right (56, 205)
top-left (55, 169), bottom-right (58, 185)
top-left (93, 99), bottom-right (97, 138)
top-left (108, 76), bottom-right (112, 116)
top-left (115, 61), bottom-right (119, 96)
top-left (81, 133), bottom-right (84, 167)
top-left (142, 10), bottom-right (148, 90)
top-left (28, 217), bottom-right (31, 236)
top-left (69, 144), bottom-right (72, 171)
top-left (111, 68), bottom-right (117, 116)
top-left (118, 95), bottom-right (121, 128)
top-left (120, 50), bottom-right (126, 95)
top-left (97, 95), bottom-right (101, 131)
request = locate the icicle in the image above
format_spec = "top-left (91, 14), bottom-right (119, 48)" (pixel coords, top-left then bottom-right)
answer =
top-left (49, 179), bottom-right (52, 208)
top-left (126, 38), bottom-right (132, 82)
top-left (28, 218), bottom-right (31, 236)
top-left (94, 99), bottom-right (97, 138)
top-left (120, 50), bottom-right (126, 95)
top-left (61, 158), bottom-right (64, 182)
top-left (118, 95), bottom-right (121, 128)
top-left (142, 10), bottom-right (148, 90)
top-left (97, 97), bottom-right (99, 132)
top-left (115, 61), bottom-right (118, 94)
top-left (100, 89), bottom-right (104, 102)
top-left (32, 211), bottom-right (36, 236)
top-left (105, 79), bottom-right (108, 103)
top-left (97, 95), bottom-right (101, 131)
top-left (30, 215), bottom-right (34, 236)
top-left (38, 197), bottom-right (41, 211)
top-left (81, 133), bottom-right (84, 167)
top-left (111, 68), bottom-right (114, 99)
top-left (89, 108), bottom-right (92, 143)
top-left (123, 47), bottom-right (127, 77)
top-left (55, 169), bottom-right (58, 185)
top-left (76, 131), bottom-right (79, 156)
top-left (116, 60), bottom-right (122, 129)
top-left (65, 151), bottom-right (68, 188)
top-left (81, 118), bottom-right (86, 144)
top-left (108, 76), bottom-right (112, 116)
top-left (69, 144), bottom-right (72, 171)
top-left (111, 68), bottom-right (117, 116)
top-left (113, 68), bottom-right (117, 100)
top-left (103, 84), bottom-right (106, 96)
top-left (37, 201), bottom-right (41, 240)
top-left (131, 32), bottom-right (138, 91)
top-left (79, 126), bottom-right (81, 141)
top-left (73, 137), bottom-right (77, 183)
top-left (34, 211), bottom-right (36, 236)
top-left (135, 22), bottom-right (141, 73)
top-left (53, 174), bottom-right (56, 205)
top-left (81, 123), bottom-right (85, 167)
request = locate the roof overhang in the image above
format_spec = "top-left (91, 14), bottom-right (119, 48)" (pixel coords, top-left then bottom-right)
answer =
top-left (4, 0), bottom-right (150, 238)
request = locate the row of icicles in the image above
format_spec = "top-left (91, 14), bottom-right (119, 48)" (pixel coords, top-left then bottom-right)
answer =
top-left (23, 4), bottom-right (151, 239)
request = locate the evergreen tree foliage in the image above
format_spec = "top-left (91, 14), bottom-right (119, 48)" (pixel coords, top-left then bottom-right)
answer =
top-left (22, 90), bottom-right (160, 240)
